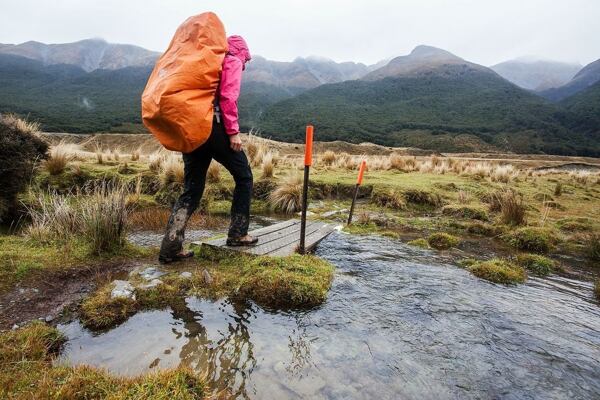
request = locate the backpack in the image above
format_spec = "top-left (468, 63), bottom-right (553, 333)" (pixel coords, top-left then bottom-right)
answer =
top-left (141, 12), bottom-right (227, 153)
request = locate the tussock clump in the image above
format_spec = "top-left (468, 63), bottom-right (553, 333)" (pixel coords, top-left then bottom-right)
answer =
top-left (488, 189), bottom-right (526, 226)
top-left (516, 254), bottom-right (555, 276)
top-left (554, 182), bottom-right (563, 197)
top-left (442, 204), bottom-right (488, 221)
top-left (468, 258), bottom-right (527, 284)
top-left (261, 151), bottom-right (275, 178)
top-left (585, 233), bottom-right (600, 261)
top-left (373, 190), bottom-right (406, 210)
top-left (403, 189), bottom-right (443, 207)
top-left (148, 152), bottom-right (164, 172)
top-left (466, 221), bottom-right (498, 236)
top-left (0, 114), bottom-right (48, 222)
top-left (159, 154), bottom-right (184, 186)
top-left (45, 141), bottom-right (75, 175)
top-left (25, 182), bottom-right (131, 254)
top-left (389, 154), bottom-right (416, 171)
top-left (408, 238), bottom-right (429, 248)
top-left (268, 174), bottom-right (303, 213)
top-left (321, 150), bottom-right (337, 166)
top-left (505, 227), bottom-right (556, 253)
top-left (206, 161), bottom-right (221, 183)
top-left (427, 232), bottom-right (460, 250)
top-left (490, 164), bottom-right (517, 183)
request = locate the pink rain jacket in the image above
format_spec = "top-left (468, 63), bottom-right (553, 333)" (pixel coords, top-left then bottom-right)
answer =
top-left (218, 35), bottom-right (251, 135)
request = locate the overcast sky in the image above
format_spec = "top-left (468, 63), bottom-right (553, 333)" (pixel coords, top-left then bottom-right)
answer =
top-left (1, 0), bottom-right (599, 66)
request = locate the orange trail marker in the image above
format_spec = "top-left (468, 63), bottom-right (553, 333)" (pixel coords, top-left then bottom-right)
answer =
top-left (347, 160), bottom-right (367, 225)
top-left (299, 125), bottom-right (314, 254)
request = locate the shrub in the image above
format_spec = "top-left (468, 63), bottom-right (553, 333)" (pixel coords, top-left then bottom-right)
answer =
top-left (585, 233), bottom-right (600, 261)
top-left (516, 254), bottom-right (555, 276)
top-left (468, 258), bottom-right (527, 284)
top-left (268, 174), bottom-right (303, 213)
top-left (505, 227), bottom-right (556, 253)
top-left (0, 114), bottom-right (48, 222)
top-left (442, 204), bottom-right (488, 220)
top-left (427, 232), bottom-right (460, 250)
top-left (206, 161), bottom-right (221, 183)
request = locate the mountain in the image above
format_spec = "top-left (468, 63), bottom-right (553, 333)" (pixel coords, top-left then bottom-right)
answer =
top-left (560, 80), bottom-right (600, 137)
top-left (491, 58), bottom-right (581, 91)
top-left (539, 58), bottom-right (600, 101)
top-left (0, 53), bottom-right (149, 132)
top-left (257, 46), bottom-right (597, 156)
top-left (0, 39), bottom-right (159, 72)
top-left (362, 45), bottom-right (489, 80)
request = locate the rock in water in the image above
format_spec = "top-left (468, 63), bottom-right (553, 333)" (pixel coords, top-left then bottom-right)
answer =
top-left (111, 280), bottom-right (136, 300)
top-left (202, 269), bottom-right (213, 285)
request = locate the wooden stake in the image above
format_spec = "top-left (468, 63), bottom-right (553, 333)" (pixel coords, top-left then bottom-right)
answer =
top-left (299, 125), bottom-right (313, 254)
top-left (347, 160), bottom-right (366, 225)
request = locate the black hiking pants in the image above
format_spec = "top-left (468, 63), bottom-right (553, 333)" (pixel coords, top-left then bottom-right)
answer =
top-left (159, 117), bottom-right (253, 258)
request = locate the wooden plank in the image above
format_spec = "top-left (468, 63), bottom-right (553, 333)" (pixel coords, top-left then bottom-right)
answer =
top-left (269, 223), bottom-right (335, 256)
top-left (198, 219), bottom-right (335, 257)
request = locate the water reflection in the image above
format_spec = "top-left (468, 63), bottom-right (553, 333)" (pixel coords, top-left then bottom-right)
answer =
top-left (59, 233), bottom-right (600, 399)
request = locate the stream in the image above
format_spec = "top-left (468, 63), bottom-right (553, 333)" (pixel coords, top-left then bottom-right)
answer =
top-left (58, 232), bottom-right (600, 399)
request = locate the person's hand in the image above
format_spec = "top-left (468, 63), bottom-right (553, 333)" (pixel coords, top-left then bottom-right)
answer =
top-left (229, 134), bottom-right (242, 152)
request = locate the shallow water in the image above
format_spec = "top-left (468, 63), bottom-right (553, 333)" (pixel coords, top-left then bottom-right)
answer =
top-left (58, 233), bottom-right (600, 399)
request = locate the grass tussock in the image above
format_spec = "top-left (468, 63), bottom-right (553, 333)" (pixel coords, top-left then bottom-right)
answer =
top-left (0, 322), bottom-right (206, 399)
top-left (585, 232), bottom-right (600, 261)
top-left (268, 173), bottom-right (303, 213)
top-left (468, 258), bottom-right (527, 284)
top-left (427, 232), bottom-right (460, 250)
top-left (320, 150), bottom-right (337, 166)
top-left (516, 254), bottom-right (555, 276)
top-left (372, 190), bottom-right (406, 210)
top-left (206, 161), bottom-right (221, 183)
top-left (25, 182), bottom-right (131, 254)
top-left (45, 141), bottom-right (74, 175)
top-left (261, 152), bottom-right (275, 178)
top-left (489, 189), bottom-right (526, 226)
top-left (159, 154), bottom-right (184, 186)
top-left (505, 227), bottom-right (556, 253)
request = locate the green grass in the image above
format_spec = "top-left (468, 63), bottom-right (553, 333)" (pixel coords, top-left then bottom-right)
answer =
top-left (0, 322), bottom-right (206, 399)
top-left (504, 227), bottom-right (557, 254)
top-left (407, 238), bottom-right (430, 248)
top-left (516, 254), bottom-right (556, 276)
top-left (80, 248), bottom-right (335, 329)
top-left (427, 232), bottom-right (460, 250)
top-left (0, 235), bottom-right (149, 295)
top-left (468, 258), bottom-right (527, 284)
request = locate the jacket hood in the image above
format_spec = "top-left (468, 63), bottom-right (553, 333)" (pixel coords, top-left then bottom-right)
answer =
top-left (227, 35), bottom-right (251, 64)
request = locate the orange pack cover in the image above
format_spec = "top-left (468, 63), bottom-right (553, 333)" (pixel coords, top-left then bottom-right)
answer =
top-left (141, 12), bottom-right (228, 153)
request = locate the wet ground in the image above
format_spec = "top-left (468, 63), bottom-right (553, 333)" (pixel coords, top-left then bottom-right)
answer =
top-left (57, 232), bottom-right (600, 399)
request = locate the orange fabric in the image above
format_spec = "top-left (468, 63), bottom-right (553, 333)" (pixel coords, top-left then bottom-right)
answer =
top-left (304, 125), bottom-right (314, 166)
top-left (141, 12), bottom-right (228, 153)
top-left (357, 160), bottom-right (367, 185)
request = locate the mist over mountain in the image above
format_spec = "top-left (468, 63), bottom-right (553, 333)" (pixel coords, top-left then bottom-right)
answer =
top-left (0, 39), bottom-right (159, 72)
top-left (539, 58), bottom-right (600, 101)
top-left (0, 39), bottom-right (599, 156)
top-left (491, 58), bottom-right (582, 91)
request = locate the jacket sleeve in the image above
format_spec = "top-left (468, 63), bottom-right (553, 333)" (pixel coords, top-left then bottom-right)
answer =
top-left (219, 56), bottom-right (243, 135)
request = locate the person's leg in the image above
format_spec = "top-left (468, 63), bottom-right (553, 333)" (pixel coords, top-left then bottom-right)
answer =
top-left (210, 123), bottom-right (253, 240)
top-left (159, 146), bottom-right (212, 260)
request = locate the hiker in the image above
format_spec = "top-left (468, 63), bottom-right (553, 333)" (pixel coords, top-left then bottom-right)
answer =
top-left (158, 35), bottom-right (257, 264)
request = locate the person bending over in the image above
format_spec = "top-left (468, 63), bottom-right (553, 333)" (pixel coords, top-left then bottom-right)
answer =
top-left (159, 35), bottom-right (257, 264)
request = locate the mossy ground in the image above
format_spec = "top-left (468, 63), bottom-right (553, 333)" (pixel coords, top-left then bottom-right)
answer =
top-left (80, 246), bottom-right (335, 330)
top-left (0, 235), bottom-right (150, 295)
top-left (516, 254), bottom-right (556, 276)
top-left (468, 258), bottom-right (528, 284)
top-left (0, 322), bottom-right (206, 399)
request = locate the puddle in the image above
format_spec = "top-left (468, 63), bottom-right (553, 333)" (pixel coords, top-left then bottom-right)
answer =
top-left (58, 233), bottom-right (600, 399)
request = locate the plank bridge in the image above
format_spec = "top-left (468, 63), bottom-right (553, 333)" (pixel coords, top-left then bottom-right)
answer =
top-left (195, 219), bottom-right (336, 257)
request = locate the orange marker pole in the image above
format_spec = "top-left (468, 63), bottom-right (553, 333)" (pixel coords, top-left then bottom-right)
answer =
top-left (299, 125), bottom-right (313, 254)
top-left (347, 160), bottom-right (367, 225)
